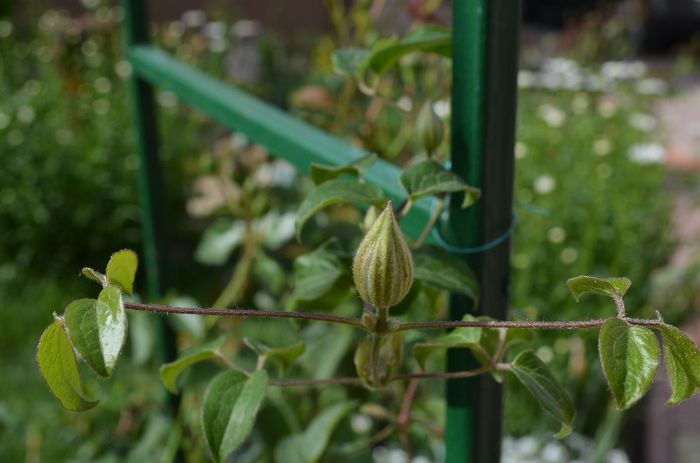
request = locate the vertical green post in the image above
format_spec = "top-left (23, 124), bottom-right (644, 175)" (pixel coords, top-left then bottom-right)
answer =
top-left (446, 0), bottom-right (521, 462)
top-left (122, 0), bottom-right (167, 301)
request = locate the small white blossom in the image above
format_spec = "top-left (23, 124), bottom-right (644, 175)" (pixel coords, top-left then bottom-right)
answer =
top-left (593, 138), bottom-right (613, 156)
top-left (0, 20), bottom-right (13, 38)
top-left (17, 106), bottom-right (35, 125)
top-left (635, 77), bottom-right (668, 95)
top-left (182, 10), bottom-right (206, 28)
top-left (560, 247), bottom-right (578, 264)
top-left (547, 227), bottom-right (566, 244)
top-left (534, 175), bottom-right (556, 194)
top-left (537, 104), bottom-right (566, 128)
top-left (397, 96), bottom-right (412, 112)
top-left (628, 143), bottom-right (666, 165)
top-left (515, 142), bottom-right (528, 159)
top-left (628, 112), bottom-right (657, 133)
top-left (432, 99), bottom-right (450, 119)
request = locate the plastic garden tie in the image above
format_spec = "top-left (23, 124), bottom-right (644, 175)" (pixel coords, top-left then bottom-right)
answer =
top-left (430, 212), bottom-right (517, 255)
top-left (427, 201), bottom-right (550, 254)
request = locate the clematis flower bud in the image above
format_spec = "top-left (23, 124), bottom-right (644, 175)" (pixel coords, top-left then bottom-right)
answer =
top-left (416, 101), bottom-right (444, 154)
top-left (353, 201), bottom-right (414, 309)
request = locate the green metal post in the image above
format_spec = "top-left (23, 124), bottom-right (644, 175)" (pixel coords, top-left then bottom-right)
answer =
top-left (446, 0), bottom-right (521, 462)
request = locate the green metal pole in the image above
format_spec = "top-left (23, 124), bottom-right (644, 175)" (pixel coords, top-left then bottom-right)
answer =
top-left (446, 1), bottom-right (521, 462)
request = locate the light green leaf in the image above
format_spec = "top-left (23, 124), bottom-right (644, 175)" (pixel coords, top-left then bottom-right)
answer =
top-left (160, 338), bottom-right (225, 394)
top-left (292, 241), bottom-right (346, 301)
top-left (105, 249), bottom-right (138, 295)
top-left (37, 319), bottom-right (98, 411)
top-left (195, 219), bottom-right (245, 266)
top-left (413, 324), bottom-right (482, 371)
top-left (511, 350), bottom-right (575, 438)
top-left (63, 293), bottom-right (126, 377)
top-left (400, 160), bottom-right (480, 207)
top-left (657, 324), bottom-right (700, 405)
top-left (202, 370), bottom-right (268, 463)
top-left (296, 178), bottom-right (386, 241)
top-left (331, 47), bottom-right (371, 77)
top-left (310, 154), bottom-right (378, 185)
top-left (567, 276), bottom-right (631, 303)
top-left (81, 267), bottom-right (107, 287)
top-left (366, 26), bottom-right (451, 75)
top-left (274, 401), bottom-right (354, 463)
top-left (598, 317), bottom-right (659, 409)
top-left (243, 338), bottom-right (306, 375)
top-left (413, 245), bottom-right (479, 302)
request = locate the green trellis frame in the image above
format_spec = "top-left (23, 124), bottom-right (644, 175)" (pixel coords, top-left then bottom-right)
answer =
top-left (121, 1), bottom-right (519, 461)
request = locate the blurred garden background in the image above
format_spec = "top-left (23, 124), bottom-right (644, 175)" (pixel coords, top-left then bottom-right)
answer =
top-left (1, 0), bottom-right (700, 462)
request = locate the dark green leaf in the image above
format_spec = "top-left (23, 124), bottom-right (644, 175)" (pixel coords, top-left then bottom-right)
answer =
top-left (366, 26), bottom-right (451, 75)
top-left (274, 402), bottom-right (354, 463)
top-left (292, 241), bottom-right (346, 301)
top-left (413, 325), bottom-right (482, 371)
top-left (511, 350), bottom-right (575, 438)
top-left (598, 317), bottom-right (659, 409)
top-left (63, 292), bottom-right (127, 378)
top-left (37, 319), bottom-right (98, 411)
top-left (296, 178), bottom-right (386, 241)
top-left (400, 160), bottom-right (480, 207)
top-left (658, 324), bottom-right (700, 405)
top-left (202, 370), bottom-right (268, 463)
top-left (331, 47), bottom-right (371, 77)
top-left (413, 245), bottom-right (479, 302)
top-left (81, 267), bottom-right (107, 287)
top-left (310, 154), bottom-right (377, 185)
top-left (567, 276), bottom-right (631, 302)
top-left (160, 338), bottom-right (225, 394)
top-left (243, 338), bottom-right (306, 375)
top-left (300, 324), bottom-right (354, 380)
top-left (105, 249), bottom-right (138, 295)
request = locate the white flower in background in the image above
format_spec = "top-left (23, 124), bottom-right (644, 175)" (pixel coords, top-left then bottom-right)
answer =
top-left (92, 99), bottom-right (110, 115)
top-left (373, 447), bottom-right (408, 463)
top-left (584, 74), bottom-right (603, 92)
top-left (168, 21), bottom-right (185, 38)
top-left (351, 414), bottom-right (372, 433)
top-left (23, 80), bottom-right (42, 97)
top-left (628, 112), bottom-right (657, 132)
top-left (601, 60), bottom-right (647, 81)
top-left (560, 247), bottom-right (578, 264)
top-left (537, 346), bottom-right (554, 363)
top-left (515, 141), bottom-right (528, 159)
top-left (571, 93), bottom-right (589, 114)
top-left (432, 99), bottom-right (450, 119)
top-left (94, 76), bottom-right (112, 94)
top-left (208, 39), bottom-right (228, 53)
top-left (534, 174), bottom-right (556, 194)
top-left (17, 106), bottom-right (35, 125)
top-left (203, 21), bottom-right (227, 40)
top-left (547, 227), bottom-right (566, 244)
top-left (628, 143), bottom-right (666, 165)
top-left (543, 57), bottom-right (580, 75)
top-left (537, 104), bottom-right (566, 128)
top-left (0, 111), bottom-right (10, 130)
top-left (518, 70), bottom-right (537, 88)
top-left (541, 441), bottom-right (567, 462)
top-left (115, 60), bottom-right (132, 79)
top-left (397, 95), bottom-right (412, 112)
top-left (80, 0), bottom-right (100, 10)
top-left (0, 20), bottom-right (13, 38)
top-left (597, 98), bottom-right (617, 118)
top-left (512, 253), bottom-right (530, 269)
top-left (182, 10), bottom-right (206, 28)
top-left (593, 138), bottom-right (613, 156)
top-left (636, 77), bottom-right (668, 95)
top-left (157, 90), bottom-right (177, 108)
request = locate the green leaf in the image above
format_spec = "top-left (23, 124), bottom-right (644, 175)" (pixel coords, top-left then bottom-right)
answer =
top-left (159, 338), bottom-right (225, 394)
top-left (310, 154), bottom-right (377, 185)
top-left (567, 276), bottom-right (631, 302)
top-left (195, 219), bottom-right (245, 266)
top-left (63, 291), bottom-right (127, 377)
top-left (202, 370), bottom-right (268, 463)
top-left (243, 338), bottom-right (306, 375)
top-left (413, 324), bottom-right (482, 371)
top-left (598, 317), bottom-right (659, 409)
top-left (331, 47), bottom-right (371, 77)
top-left (292, 241), bottom-right (346, 301)
top-left (366, 26), bottom-right (451, 76)
top-left (296, 178), bottom-right (386, 241)
top-left (400, 160), bottom-right (480, 207)
top-left (274, 402), bottom-right (354, 463)
top-left (413, 245), bottom-right (479, 302)
top-left (511, 350), bottom-right (575, 438)
top-left (37, 320), bottom-right (98, 411)
top-left (657, 324), bottom-right (700, 405)
top-left (81, 267), bottom-right (107, 287)
top-left (105, 249), bottom-right (138, 295)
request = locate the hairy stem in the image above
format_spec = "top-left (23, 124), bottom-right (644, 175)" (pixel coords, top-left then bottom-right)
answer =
top-left (397, 317), bottom-right (663, 331)
top-left (123, 302), bottom-right (365, 328)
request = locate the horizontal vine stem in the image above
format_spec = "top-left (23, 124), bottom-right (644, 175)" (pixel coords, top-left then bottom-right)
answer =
top-left (123, 301), bottom-right (365, 328)
top-left (397, 317), bottom-right (664, 331)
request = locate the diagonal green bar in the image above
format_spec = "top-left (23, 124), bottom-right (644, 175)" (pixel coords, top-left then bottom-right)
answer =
top-left (127, 45), bottom-right (432, 238)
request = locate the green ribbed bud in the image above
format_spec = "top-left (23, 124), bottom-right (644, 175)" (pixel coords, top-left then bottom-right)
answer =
top-left (352, 201), bottom-right (414, 309)
top-left (416, 101), bottom-right (444, 155)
